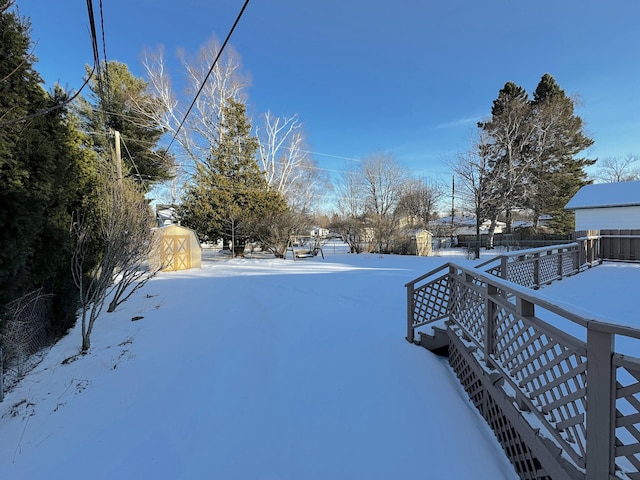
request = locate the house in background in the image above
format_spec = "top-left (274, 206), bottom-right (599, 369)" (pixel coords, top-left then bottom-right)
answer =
top-left (155, 204), bottom-right (179, 227)
top-left (564, 180), bottom-right (640, 230)
top-left (429, 215), bottom-right (506, 237)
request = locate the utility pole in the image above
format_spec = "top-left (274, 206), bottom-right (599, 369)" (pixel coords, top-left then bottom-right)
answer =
top-left (450, 175), bottom-right (455, 247)
top-left (112, 129), bottom-right (123, 186)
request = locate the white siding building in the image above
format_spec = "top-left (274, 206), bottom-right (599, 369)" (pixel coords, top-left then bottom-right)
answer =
top-left (564, 181), bottom-right (640, 230)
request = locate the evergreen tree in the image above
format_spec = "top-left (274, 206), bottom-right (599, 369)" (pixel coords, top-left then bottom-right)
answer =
top-left (79, 60), bottom-right (174, 187)
top-left (528, 74), bottom-right (594, 233)
top-left (479, 81), bottom-right (533, 232)
top-left (478, 76), bottom-right (594, 234)
top-left (179, 99), bottom-right (287, 250)
top-left (0, 5), bottom-right (95, 333)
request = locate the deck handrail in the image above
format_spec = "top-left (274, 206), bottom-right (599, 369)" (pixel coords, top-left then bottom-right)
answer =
top-left (406, 259), bottom-right (640, 479)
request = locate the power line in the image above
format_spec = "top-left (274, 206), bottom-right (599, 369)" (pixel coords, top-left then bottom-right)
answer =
top-left (98, 0), bottom-right (111, 107)
top-left (86, 0), bottom-right (104, 99)
top-left (0, 67), bottom-right (95, 127)
top-left (165, 0), bottom-right (251, 155)
top-left (0, 3), bottom-right (96, 127)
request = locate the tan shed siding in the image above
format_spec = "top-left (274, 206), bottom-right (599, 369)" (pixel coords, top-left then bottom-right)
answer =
top-left (149, 224), bottom-right (202, 271)
top-left (575, 206), bottom-right (640, 231)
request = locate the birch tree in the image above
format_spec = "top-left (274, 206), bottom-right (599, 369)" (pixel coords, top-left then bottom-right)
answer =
top-left (479, 81), bottom-right (534, 232)
top-left (256, 112), bottom-right (327, 213)
top-left (141, 39), bottom-right (250, 166)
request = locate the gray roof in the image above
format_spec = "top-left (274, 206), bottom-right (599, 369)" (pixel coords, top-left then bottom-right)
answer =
top-left (564, 181), bottom-right (640, 210)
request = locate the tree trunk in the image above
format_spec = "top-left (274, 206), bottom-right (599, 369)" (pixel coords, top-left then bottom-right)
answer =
top-left (486, 218), bottom-right (497, 249)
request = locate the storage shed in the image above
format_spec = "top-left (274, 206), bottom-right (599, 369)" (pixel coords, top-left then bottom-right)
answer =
top-left (411, 229), bottom-right (433, 256)
top-left (150, 224), bottom-right (202, 272)
top-left (564, 181), bottom-right (640, 230)
top-left (395, 229), bottom-right (433, 256)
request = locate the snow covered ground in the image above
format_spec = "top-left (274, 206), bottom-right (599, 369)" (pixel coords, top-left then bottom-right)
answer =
top-left (0, 245), bottom-right (637, 480)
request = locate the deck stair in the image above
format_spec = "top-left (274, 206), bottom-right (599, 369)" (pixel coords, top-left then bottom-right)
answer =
top-left (416, 325), bottom-right (449, 354)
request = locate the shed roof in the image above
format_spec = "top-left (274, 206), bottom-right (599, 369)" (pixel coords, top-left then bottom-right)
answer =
top-left (564, 181), bottom-right (640, 210)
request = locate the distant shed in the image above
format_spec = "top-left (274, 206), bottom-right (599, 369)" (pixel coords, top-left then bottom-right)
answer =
top-left (564, 181), bottom-right (640, 230)
top-left (150, 224), bottom-right (202, 272)
top-left (395, 229), bottom-right (433, 256)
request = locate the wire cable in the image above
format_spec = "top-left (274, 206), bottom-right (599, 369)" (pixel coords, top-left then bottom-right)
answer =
top-left (0, 66), bottom-right (95, 127)
top-left (165, 0), bottom-right (251, 155)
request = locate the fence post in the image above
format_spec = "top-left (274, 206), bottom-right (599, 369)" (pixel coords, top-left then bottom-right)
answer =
top-left (500, 255), bottom-right (508, 281)
top-left (406, 281), bottom-right (415, 343)
top-left (483, 282), bottom-right (498, 367)
top-left (585, 325), bottom-right (614, 480)
top-left (557, 248), bottom-right (564, 278)
top-left (533, 252), bottom-right (540, 288)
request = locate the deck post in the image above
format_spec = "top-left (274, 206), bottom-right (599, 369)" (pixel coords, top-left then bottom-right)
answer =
top-left (585, 326), bottom-right (614, 480)
top-left (483, 282), bottom-right (498, 367)
top-left (557, 248), bottom-right (564, 278)
top-left (500, 255), bottom-right (508, 281)
top-left (406, 281), bottom-right (415, 343)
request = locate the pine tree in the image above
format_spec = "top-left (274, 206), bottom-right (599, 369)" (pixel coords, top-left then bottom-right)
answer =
top-left (179, 99), bottom-right (286, 251)
top-left (478, 76), bottom-right (595, 235)
top-left (528, 74), bottom-right (595, 233)
top-left (79, 60), bottom-right (174, 186)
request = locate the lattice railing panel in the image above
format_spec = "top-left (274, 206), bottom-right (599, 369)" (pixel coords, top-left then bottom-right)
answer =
top-left (561, 254), bottom-right (577, 277)
top-left (493, 307), bottom-right (587, 466)
top-left (614, 356), bottom-right (640, 477)
top-left (486, 265), bottom-right (501, 278)
top-left (506, 260), bottom-right (536, 288)
top-left (448, 276), bottom-right (588, 467)
top-left (538, 255), bottom-right (560, 285)
top-left (449, 333), bottom-right (552, 480)
top-left (449, 280), bottom-right (486, 346)
top-left (411, 274), bottom-right (450, 328)
top-left (406, 253), bottom-right (640, 479)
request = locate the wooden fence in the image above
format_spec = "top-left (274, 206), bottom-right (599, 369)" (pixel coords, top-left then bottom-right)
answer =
top-left (574, 230), bottom-right (640, 263)
top-left (405, 251), bottom-right (640, 479)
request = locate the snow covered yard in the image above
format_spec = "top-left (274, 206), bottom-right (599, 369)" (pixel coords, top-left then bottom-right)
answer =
top-left (0, 249), bottom-right (520, 480)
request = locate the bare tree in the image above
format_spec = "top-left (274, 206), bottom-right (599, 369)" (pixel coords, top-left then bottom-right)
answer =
top-left (594, 154), bottom-right (640, 183)
top-left (141, 39), bottom-right (249, 167)
top-left (247, 209), bottom-right (310, 258)
top-left (361, 151), bottom-right (408, 216)
top-left (336, 164), bottom-right (365, 219)
top-left (71, 168), bottom-right (158, 352)
top-left (256, 112), bottom-right (329, 213)
top-left (396, 176), bottom-right (444, 228)
top-left (334, 164), bottom-right (366, 252)
top-left (450, 132), bottom-right (499, 257)
top-left (360, 151), bottom-right (409, 252)
top-left (107, 182), bottom-right (162, 312)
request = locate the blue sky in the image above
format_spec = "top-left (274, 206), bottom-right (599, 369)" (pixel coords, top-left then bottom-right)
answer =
top-left (17, 0), bottom-right (640, 181)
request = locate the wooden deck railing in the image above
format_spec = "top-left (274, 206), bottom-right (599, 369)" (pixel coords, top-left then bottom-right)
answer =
top-left (475, 243), bottom-right (586, 289)
top-left (405, 259), bottom-right (640, 479)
